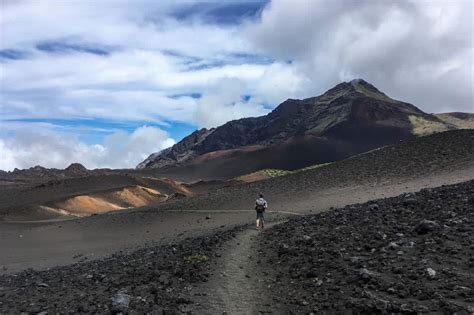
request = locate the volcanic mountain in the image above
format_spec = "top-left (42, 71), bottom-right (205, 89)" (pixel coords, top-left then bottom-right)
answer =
top-left (137, 79), bottom-right (454, 180)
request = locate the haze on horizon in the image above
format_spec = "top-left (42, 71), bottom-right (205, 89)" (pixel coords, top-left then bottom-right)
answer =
top-left (1, 0), bottom-right (472, 171)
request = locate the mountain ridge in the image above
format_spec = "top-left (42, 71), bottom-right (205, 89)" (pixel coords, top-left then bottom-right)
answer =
top-left (137, 79), bottom-right (457, 178)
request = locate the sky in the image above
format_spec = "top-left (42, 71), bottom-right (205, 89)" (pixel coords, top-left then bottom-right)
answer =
top-left (0, 0), bottom-right (472, 171)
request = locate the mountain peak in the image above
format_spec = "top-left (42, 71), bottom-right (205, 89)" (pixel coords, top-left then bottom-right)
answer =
top-left (304, 78), bottom-right (392, 104)
top-left (137, 79), bottom-right (450, 176)
top-left (65, 163), bottom-right (88, 173)
top-left (346, 78), bottom-right (393, 102)
top-left (350, 78), bottom-right (380, 91)
top-left (350, 78), bottom-right (369, 85)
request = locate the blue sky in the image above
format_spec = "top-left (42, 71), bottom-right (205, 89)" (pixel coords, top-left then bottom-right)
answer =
top-left (0, 0), bottom-right (472, 170)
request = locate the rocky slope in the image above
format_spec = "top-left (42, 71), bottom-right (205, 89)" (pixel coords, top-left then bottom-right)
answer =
top-left (259, 180), bottom-right (474, 313)
top-left (0, 224), bottom-right (244, 313)
top-left (137, 79), bottom-right (454, 179)
top-left (154, 129), bottom-right (474, 212)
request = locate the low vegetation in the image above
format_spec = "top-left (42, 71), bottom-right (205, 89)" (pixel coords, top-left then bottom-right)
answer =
top-left (237, 162), bottom-right (332, 183)
top-left (353, 82), bottom-right (395, 102)
top-left (184, 254), bottom-right (209, 263)
top-left (435, 113), bottom-right (474, 130)
top-left (263, 162), bottom-right (332, 178)
top-left (409, 115), bottom-right (450, 136)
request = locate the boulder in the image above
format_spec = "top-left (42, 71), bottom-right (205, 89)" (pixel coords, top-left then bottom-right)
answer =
top-left (111, 293), bottom-right (130, 313)
top-left (426, 267), bottom-right (436, 278)
top-left (415, 220), bottom-right (440, 234)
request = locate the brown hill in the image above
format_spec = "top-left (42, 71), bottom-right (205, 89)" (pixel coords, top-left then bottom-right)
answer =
top-left (0, 174), bottom-right (195, 221)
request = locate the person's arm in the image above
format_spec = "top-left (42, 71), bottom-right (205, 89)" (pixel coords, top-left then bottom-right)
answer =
top-left (264, 200), bottom-right (268, 209)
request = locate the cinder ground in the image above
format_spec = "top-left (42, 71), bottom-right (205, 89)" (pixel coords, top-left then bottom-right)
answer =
top-left (1, 166), bottom-right (472, 275)
top-left (1, 180), bottom-right (472, 314)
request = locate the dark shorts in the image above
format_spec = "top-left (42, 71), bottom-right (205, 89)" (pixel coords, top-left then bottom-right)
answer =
top-left (256, 211), bottom-right (265, 220)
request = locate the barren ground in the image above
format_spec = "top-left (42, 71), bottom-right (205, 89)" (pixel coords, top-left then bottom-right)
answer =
top-left (1, 180), bottom-right (472, 314)
top-left (0, 130), bottom-right (473, 313)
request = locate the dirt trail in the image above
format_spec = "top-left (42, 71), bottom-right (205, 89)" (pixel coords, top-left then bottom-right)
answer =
top-left (194, 221), bottom-right (282, 314)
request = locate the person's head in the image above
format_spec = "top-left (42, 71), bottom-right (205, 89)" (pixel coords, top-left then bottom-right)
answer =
top-left (259, 193), bottom-right (264, 198)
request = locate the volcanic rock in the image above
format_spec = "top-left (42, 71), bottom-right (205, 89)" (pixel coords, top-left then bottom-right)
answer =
top-left (426, 267), bottom-right (436, 278)
top-left (111, 293), bottom-right (130, 313)
top-left (415, 219), bottom-right (440, 234)
top-left (256, 180), bottom-right (474, 313)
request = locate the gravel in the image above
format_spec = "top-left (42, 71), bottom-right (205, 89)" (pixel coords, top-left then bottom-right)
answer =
top-left (258, 180), bottom-right (474, 313)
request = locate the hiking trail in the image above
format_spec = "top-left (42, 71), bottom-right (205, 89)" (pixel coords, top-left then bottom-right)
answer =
top-left (193, 222), bottom-right (282, 314)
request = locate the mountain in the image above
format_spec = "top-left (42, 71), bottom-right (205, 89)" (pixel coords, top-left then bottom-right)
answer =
top-left (435, 112), bottom-right (474, 130)
top-left (137, 79), bottom-right (455, 180)
top-left (64, 163), bottom-right (88, 173)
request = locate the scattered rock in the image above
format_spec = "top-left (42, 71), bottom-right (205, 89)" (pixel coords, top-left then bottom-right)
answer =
top-left (388, 242), bottom-right (400, 249)
top-left (359, 268), bottom-right (375, 280)
top-left (369, 204), bottom-right (379, 211)
top-left (256, 180), bottom-right (474, 313)
top-left (403, 198), bottom-right (417, 207)
top-left (349, 256), bottom-right (360, 264)
top-left (426, 267), bottom-right (436, 278)
top-left (278, 243), bottom-right (290, 256)
top-left (111, 293), bottom-right (131, 313)
top-left (415, 220), bottom-right (440, 234)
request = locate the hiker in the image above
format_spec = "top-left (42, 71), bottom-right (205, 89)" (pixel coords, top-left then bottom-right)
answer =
top-left (255, 193), bottom-right (268, 230)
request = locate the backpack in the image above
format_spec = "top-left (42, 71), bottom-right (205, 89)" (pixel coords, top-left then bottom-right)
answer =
top-left (255, 198), bottom-right (265, 211)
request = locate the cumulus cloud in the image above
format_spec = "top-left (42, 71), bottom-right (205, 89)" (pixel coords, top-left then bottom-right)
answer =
top-left (193, 78), bottom-right (267, 128)
top-left (245, 0), bottom-right (473, 112)
top-left (0, 1), bottom-right (302, 126)
top-left (192, 61), bottom-right (305, 128)
top-left (0, 125), bottom-right (175, 171)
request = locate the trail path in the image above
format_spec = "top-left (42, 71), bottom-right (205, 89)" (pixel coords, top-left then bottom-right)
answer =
top-left (193, 221), bottom-right (282, 314)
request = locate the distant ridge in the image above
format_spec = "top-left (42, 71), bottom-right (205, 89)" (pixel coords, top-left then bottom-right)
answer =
top-left (137, 79), bottom-right (465, 180)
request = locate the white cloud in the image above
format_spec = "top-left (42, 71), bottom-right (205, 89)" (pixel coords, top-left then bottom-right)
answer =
top-left (1, 28), bottom-right (302, 125)
top-left (245, 0), bottom-right (474, 112)
top-left (0, 125), bottom-right (175, 171)
top-left (193, 78), bottom-right (269, 128)
top-left (191, 60), bottom-right (308, 128)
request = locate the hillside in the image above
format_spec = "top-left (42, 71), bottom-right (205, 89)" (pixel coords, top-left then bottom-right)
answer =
top-left (137, 79), bottom-right (454, 180)
top-left (258, 179), bottom-right (474, 313)
top-left (0, 174), bottom-right (194, 221)
top-left (155, 129), bottom-right (474, 212)
top-left (435, 112), bottom-right (474, 130)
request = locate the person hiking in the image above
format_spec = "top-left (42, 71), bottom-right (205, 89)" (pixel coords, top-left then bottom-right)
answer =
top-left (255, 193), bottom-right (268, 230)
